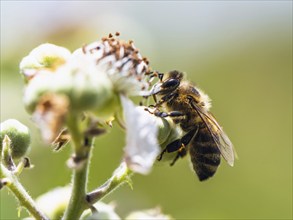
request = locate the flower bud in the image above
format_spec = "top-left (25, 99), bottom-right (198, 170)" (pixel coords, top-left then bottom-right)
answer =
top-left (23, 55), bottom-right (114, 115)
top-left (20, 43), bottom-right (71, 82)
top-left (0, 119), bottom-right (31, 159)
top-left (156, 117), bottom-right (173, 145)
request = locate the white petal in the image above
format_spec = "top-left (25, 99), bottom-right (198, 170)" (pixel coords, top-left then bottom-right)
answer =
top-left (121, 96), bottom-right (159, 175)
top-left (81, 201), bottom-right (121, 220)
top-left (125, 207), bottom-right (172, 220)
top-left (35, 186), bottom-right (71, 218)
top-left (85, 202), bottom-right (121, 220)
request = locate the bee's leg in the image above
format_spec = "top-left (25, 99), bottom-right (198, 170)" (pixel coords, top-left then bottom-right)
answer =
top-left (170, 128), bottom-right (198, 165)
top-left (170, 147), bottom-right (187, 166)
top-left (148, 71), bottom-right (164, 82)
top-left (181, 127), bottom-right (199, 146)
top-left (154, 110), bottom-right (184, 118)
top-left (155, 92), bottom-right (176, 107)
top-left (157, 139), bottom-right (181, 161)
top-left (144, 107), bottom-right (184, 119)
top-left (158, 128), bottom-right (198, 162)
top-left (144, 107), bottom-right (157, 115)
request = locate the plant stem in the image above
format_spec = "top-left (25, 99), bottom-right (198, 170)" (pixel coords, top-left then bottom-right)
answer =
top-left (86, 162), bottom-right (133, 204)
top-left (62, 113), bottom-right (92, 220)
top-left (0, 164), bottom-right (49, 220)
top-left (62, 163), bottom-right (89, 219)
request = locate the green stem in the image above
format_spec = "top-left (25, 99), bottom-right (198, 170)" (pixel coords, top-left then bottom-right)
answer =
top-left (0, 164), bottom-right (49, 220)
top-left (62, 113), bottom-right (92, 220)
top-left (62, 164), bottom-right (89, 219)
top-left (86, 162), bottom-right (133, 204)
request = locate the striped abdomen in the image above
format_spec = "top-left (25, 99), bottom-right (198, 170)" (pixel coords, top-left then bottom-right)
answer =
top-left (189, 125), bottom-right (221, 181)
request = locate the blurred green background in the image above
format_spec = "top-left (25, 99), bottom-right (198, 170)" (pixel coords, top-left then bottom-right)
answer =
top-left (1, 1), bottom-right (292, 219)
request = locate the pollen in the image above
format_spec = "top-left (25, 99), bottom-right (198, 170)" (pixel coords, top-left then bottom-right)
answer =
top-left (82, 33), bottom-right (151, 95)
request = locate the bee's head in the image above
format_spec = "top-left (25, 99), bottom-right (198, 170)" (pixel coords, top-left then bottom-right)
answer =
top-left (166, 70), bottom-right (184, 81)
top-left (150, 70), bottom-right (184, 96)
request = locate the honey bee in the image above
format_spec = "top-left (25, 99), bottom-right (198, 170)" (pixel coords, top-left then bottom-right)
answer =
top-left (147, 70), bottom-right (235, 181)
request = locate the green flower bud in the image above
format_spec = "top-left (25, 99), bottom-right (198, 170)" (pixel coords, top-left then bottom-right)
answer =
top-left (20, 43), bottom-right (71, 82)
top-left (156, 117), bottom-right (172, 145)
top-left (0, 119), bottom-right (31, 159)
top-left (23, 55), bottom-right (114, 114)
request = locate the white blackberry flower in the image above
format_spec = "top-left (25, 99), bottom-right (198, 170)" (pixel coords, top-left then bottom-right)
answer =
top-left (121, 96), bottom-right (160, 175)
top-left (78, 33), bottom-right (151, 96)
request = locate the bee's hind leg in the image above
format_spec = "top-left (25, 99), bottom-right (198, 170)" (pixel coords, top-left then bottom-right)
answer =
top-left (158, 128), bottom-right (198, 166)
top-left (170, 147), bottom-right (188, 166)
top-left (158, 139), bottom-right (182, 161)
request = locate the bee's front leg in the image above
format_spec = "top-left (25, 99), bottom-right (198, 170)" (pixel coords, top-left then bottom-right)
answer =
top-left (154, 110), bottom-right (184, 118)
top-left (154, 92), bottom-right (176, 107)
top-left (144, 107), bottom-right (184, 118)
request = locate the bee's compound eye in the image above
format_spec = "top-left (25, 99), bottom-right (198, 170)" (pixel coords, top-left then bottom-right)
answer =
top-left (162, 78), bottom-right (179, 89)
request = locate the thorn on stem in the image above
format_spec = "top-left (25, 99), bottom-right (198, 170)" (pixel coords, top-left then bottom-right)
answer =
top-left (23, 157), bottom-right (33, 168)
top-left (0, 178), bottom-right (10, 190)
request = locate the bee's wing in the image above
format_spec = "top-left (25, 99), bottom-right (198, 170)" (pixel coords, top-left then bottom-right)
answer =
top-left (204, 112), bottom-right (235, 166)
top-left (190, 101), bottom-right (235, 166)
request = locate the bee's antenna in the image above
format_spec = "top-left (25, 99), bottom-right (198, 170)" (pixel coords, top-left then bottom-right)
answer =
top-left (148, 71), bottom-right (164, 81)
top-left (158, 72), bottom-right (164, 81)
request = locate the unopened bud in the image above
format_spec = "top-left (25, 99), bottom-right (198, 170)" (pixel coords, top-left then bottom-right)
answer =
top-left (0, 119), bottom-right (31, 159)
top-left (20, 43), bottom-right (71, 82)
